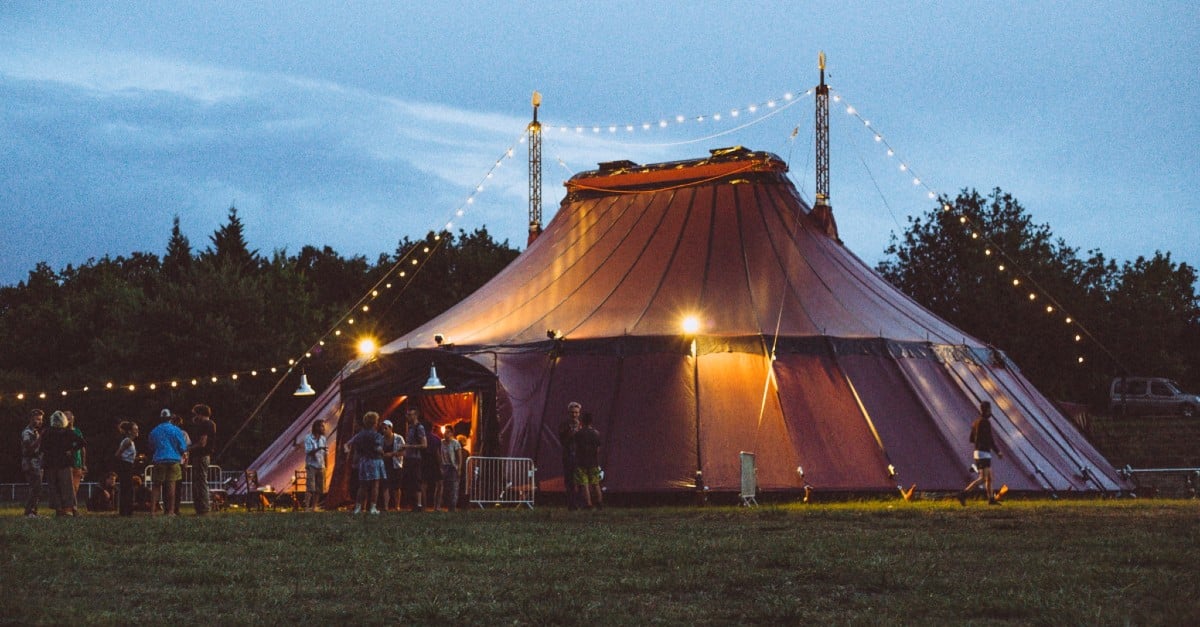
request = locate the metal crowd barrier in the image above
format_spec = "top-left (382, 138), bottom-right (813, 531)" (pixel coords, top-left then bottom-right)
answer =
top-left (141, 465), bottom-right (228, 504)
top-left (465, 456), bottom-right (536, 509)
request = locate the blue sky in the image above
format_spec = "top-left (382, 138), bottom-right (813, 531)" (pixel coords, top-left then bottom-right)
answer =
top-left (2, 2), bottom-right (1197, 287)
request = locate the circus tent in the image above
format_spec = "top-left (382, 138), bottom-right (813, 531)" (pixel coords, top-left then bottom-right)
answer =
top-left (248, 147), bottom-right (1124, 498)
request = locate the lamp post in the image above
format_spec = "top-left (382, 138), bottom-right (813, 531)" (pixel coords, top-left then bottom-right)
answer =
top-left (683, 315), bottom-right (705, 505)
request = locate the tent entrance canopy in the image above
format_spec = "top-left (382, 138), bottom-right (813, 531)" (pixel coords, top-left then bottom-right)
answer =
top-left (340, 348), bottom-right (498, 452)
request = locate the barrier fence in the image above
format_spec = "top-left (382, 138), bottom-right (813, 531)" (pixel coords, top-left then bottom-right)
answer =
top-left (465, 456), bottom-right (536, 509)
top-left (2, 467), bottom-right (241, 506)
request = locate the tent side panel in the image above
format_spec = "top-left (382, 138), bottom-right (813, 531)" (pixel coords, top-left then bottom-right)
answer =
top-left (838, 354), bottom-right (968, 490)
top-left (603, 354), bottom-right (698, 491)
top-left (896, 357), bottom-right (1042, 491)
top-left (990, 367), bottom-right (1123, 490)
top-left (697, 351), bottom-right (804, 490)
top-left (772, 353), bottom-right (893, 490)
top-left (493, 352), bottom-right (555, 458)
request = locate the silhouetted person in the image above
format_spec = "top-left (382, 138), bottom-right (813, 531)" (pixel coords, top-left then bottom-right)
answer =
top-left (959, 401), bottom-right (1004, 505)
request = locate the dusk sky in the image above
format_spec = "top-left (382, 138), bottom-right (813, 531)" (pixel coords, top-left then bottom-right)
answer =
top-left (2, 2), bottom-right (1197, 288)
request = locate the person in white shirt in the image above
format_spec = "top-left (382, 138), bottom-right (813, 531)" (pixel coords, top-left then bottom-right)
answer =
top-left (302, 420), bottom-right (328, 511)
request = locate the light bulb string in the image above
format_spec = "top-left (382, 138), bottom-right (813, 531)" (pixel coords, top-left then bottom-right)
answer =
top-left (832, 87), bottom-right (1124, 370)
top-left (544, 89), bottom-right (810, 139)
top-left (571, 94), bottom-right (808, 149)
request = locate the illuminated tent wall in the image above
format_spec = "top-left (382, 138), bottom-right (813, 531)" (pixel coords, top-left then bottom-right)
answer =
top-left (250, 147), bottom-right (1124, 496)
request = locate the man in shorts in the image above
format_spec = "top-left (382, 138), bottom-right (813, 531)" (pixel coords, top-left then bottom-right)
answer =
top-left (574, 412), bottom-right (603, 509)
top-left (958, 401), bottom-right (1003, 506)
top-left (148, 409), bottom-right (189, 516)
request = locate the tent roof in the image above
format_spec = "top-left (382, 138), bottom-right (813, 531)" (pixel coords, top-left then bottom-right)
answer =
top-left (384, 146), bottom-right (977, 352)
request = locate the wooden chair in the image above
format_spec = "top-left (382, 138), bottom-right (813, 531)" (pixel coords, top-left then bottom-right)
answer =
top-left (243, 470), bottom-right (272, 511)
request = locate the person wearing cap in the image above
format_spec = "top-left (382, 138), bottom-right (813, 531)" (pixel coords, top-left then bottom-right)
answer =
top-left (302, 420), bottom-right (328, 511)
top-left (186, 404), bottom-right (216, 515)
top-left (148, 409), bottom-right (189, 515)
top-left (958, 401), bottom-right (1004, 506)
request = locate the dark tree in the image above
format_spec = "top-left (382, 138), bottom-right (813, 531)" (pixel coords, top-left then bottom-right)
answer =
top-left (204, 206), bottom-right (259, 273)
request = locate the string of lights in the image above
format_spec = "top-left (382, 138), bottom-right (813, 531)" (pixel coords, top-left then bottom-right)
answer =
top-left (0, 133), bottom-right (529, 405)
top-left (830, 88), bottom-right (1122, 369)
top-left (544, 89), bottom-right (811, 140)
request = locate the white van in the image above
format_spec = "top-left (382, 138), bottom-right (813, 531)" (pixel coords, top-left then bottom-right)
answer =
top-left (1109, 377), bottom-right (1199, 417)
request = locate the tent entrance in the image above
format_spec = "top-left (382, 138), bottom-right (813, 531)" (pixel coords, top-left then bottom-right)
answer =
top-left (374, 390), bottom-right (479, 455)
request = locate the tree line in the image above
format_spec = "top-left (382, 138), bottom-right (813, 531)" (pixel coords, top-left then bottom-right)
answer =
top-left (0, 207), bottom-right (519, 482)
top-left (878, 188), bottom-right (1200, 405)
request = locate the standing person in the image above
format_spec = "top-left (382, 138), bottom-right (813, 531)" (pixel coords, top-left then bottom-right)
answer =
top-left (574, 412), bottom-right (603, 509)
top-left (186, 404), bottom-right (217, 515)
top-left (302, 420), bottom-right (328, 512)
top-left (958, 401), bottom-right (1004, 506)
top-left (559, 402), bottom-right (582, 510)
top-left (148, 409), bottom-right (189, 516)
top-left (422, 419), bottom-right (443, 511)
top-left (401, 407), bottom-right (427, 512)
top-left (115, 420), bottom-right (139, 517)
top-left (42, 411), bottom-right (86, 517)
top-left (170, 413), bottom-right (188, 514)
top-left (65, 411), bottom-right (86, 516)
top-left (346, 411), bottom-right (385, 514)
top-left (440, 426), bottom-right (463, 511)
top-left (20, 409), bottom-right (45, 517)
top-left (379, 419), bottom-right (405, 512)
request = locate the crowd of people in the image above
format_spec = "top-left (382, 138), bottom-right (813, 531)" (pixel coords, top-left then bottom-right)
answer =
top-left (341, 406), bottom-right (467, 514)
top-left (17, 404), bottom-right (218, 517)
top-left (16, 397), bottom-right (1012, 512)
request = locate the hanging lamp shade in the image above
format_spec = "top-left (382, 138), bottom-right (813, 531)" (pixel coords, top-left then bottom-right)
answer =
top-left (422, 363), bottom-right (446, 390)
top-left (293, 372), bottom-right (316, 397)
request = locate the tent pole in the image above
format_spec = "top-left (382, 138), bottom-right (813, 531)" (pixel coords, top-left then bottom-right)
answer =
top-left (691, 338), bottom-right (704, 500)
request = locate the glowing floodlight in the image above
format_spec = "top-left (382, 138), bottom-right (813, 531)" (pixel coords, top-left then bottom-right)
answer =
top-left (357, 337), bottom-right (379, 357)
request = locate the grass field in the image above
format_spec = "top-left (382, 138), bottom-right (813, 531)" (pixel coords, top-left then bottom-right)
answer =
top-left (2, 499), bottom-right (1197, 625)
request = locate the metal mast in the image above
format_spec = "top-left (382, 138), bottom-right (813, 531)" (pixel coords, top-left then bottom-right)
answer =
top-left (811, 51), bottom-right (840, 241)
top-left (527, 91), bottom-right (543, 245)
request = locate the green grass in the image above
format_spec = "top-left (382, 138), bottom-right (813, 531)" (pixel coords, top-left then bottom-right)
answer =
top-left (2, 500), bottom-right (1198, 625)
